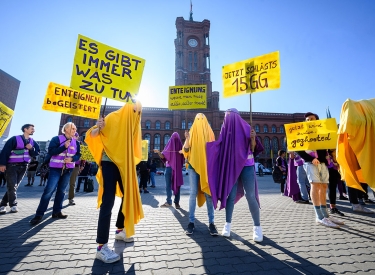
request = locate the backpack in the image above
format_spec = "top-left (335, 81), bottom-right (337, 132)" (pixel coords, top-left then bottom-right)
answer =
top-left (272, 165), bottom-right (283, 183)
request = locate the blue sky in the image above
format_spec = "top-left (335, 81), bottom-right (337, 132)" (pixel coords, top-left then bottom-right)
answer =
top-left (1, 0), bottom-right (374, 140)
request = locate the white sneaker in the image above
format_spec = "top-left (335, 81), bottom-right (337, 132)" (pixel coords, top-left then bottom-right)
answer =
top-left (96, 244), bottom-right (120, 263)
top-left (316, 217), bottom-right (340, 228)
top-left (352, 204), bottom-right (374, 213)
top-left (253, 226), bottom-right (263, 242)
top-left (221, 222), bottom-right (231, 237)
top-left (10, 206), bottom-right (18, 213)
top-left (115, 230), bottom-right (134, 243)
top-left (0, 206), bottom-right (6, 214)
top-left (328, 216), bottom-right (344, 225)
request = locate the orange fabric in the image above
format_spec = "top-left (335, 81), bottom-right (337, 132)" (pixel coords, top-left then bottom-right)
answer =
top-left (85, 102), bottom-right (144, 237)
top-left (183, 113), bottom-right (215, 207)
top-left (337, 98), bottom-right (375, 192)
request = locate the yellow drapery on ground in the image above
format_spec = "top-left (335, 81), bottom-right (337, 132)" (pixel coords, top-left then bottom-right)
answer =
top-left (85, 102), bottom-right (144, 237)
top-left (337, 98), bottom-right (375, 192)
top-left (183, 113), bottom-right (215, 207)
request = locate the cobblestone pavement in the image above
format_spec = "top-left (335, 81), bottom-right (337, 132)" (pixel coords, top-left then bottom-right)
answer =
top-left (0, 174), bottom-right (375, 275)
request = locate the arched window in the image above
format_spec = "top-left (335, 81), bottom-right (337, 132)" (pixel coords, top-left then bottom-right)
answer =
top-left (188, 121), bottom-right (192, 129)
top-left (164, 134), bottom-right (170, 149)
top-left (155, 121), bottom-right (161, 130)
top-left (263, 125), bottom-right (268, 133)
top-left (145, 121), bottom-right (151, 129)
top-left (264, 137), bottom-right (270, 155)
top-left (181, 120), bottom-right (186, 129)
top-left (84, 119), bottom-right (90, 127)
top-left (271, 125), bottom-right (277, 133)
top-left (255, 124), bottom-right (260, 133)
top-left (66, 116), bottom-right (72, 123)
top-left (165, 121), bottom-right (171, 130)
top-left (280, 126), bottom-right (285, 133)
top-left (154, 134), bottom-right (161, 150)
top-left (272, 137), bottom-right (279, 154)
top-left (281, 136), bottom-right (287, 150)
top-left (144, 134), bottom-right (151, 152)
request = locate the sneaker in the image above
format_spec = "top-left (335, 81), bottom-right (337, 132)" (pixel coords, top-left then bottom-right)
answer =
top-left (253, 226), bottom-right (263, 242)
top-left (96, 244), bottom-right (120, 263)
top-left (25, 184), bottom-right (31, 186)
top-left (10, 206), bottom-right (18, 213)
top-left (0, 206), bottom-right (6, 214)
top-left (221, 222), bottom-right (231, 237)
top-left (143, 190), bottom-right (149, 194)
top-left (295, 200), bottom-right (309, 204)
top-left (29, 216), bottom-right (42, 225)
top-left (115, 230), bottom-right (134, 243)
top-left (150, 185), bottom-right (156, 188)
top-left (330, 207), bottom-right (345, 216)
top-left (174, 203), bottom-right (181, 209)
top-left (328, 216), bottom-right (345, 225)
top-left (352, 204), bottom-right (374, 213)
top-left (365, 199), bottom-right (375, 204)
top-left (208, 223), bottom-right (218, 236)
top-left (339, 195), bottom-right (348, 200)
top-left (316, 217), bottom-right (340, 228)
top-left (185, 222), bottom-right (195, 235)
top-left (69, 199), bottom-right (76, 206)
top-left (358, 199), bottom-right (366, 205)
top-left (160, 202), bottom-right (172, 208)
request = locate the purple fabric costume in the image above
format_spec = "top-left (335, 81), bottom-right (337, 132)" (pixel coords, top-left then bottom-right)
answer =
top-left (161, 132), bottom-right (184, 194)
top-left (284, 158), bottom-right (301, 201)
top-left (206, 108), bottom-right (264, 210)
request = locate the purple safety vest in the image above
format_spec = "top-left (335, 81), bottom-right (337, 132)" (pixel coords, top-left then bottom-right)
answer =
top-left (49, 135), bottom-right (77, 169)
top-left (294, 154), bottom-right (304, 166)
top-left (8, 136), bottom-right (34, 164)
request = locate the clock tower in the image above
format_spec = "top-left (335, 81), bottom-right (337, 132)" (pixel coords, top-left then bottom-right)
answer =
top-left (175, 16), bottom-right (218, 110)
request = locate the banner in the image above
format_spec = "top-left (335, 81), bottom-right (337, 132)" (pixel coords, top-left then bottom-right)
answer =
top-left (70, 34), bottom-right (146, 102)
top-left (222, 51), bottom-right (280, 98)
top-left (168, 85), bottom-right (207, 110)
top-left (284, 118), bottom-right (338, 151)
top-left (0, 101), bottom-right (14, 137)
top-left (141, 140), bottom-right (149, 161)
top-left (42, 82), bottom-right (102, 119)
top-left (80, 145), bottom-right (95, 162)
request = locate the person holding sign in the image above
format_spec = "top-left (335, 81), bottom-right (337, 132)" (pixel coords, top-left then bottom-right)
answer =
top-left (85, 102), bottom-right (144, 264)
top-left (183, 113), bottom-right (218, 236)
top-left (0, 124), bottom-right (40, 215)
top-left (206, 108), bottom-right (264, 241)
top-left (29, 122), bottom-right (80, 225)
top-left (154, 132), bottom-right (184, 209)
top-left (296, 113), bottom-right (344, 228)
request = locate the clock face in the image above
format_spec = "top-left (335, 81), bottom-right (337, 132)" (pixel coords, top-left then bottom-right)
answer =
top-left (188, 38), bottom-right (198, 47)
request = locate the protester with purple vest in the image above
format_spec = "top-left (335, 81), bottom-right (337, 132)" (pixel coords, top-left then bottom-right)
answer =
top-left (29, 122), bottom-right (80, 225)
top-left (0, 124), bottom-right (40, 215)
top-left (67, 132), bottom-right (81, 206)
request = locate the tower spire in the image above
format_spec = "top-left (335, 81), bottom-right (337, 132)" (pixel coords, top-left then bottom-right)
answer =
top-left (189, 0), bottom-right (193, 21)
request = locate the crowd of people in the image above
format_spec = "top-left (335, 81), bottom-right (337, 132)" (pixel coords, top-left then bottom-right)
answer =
top-left (0, 102), bottom-right (373, 264)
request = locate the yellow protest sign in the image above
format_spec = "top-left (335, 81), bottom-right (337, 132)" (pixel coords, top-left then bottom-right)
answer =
top-left (168, 85), bottom-right (207, 110)
top-left (80, 145), bottom-right (95, 162)
top-left (141, 140), bottom-right (149, 161)
top-left (222, 51), bottom-right (280, 98)
top-left (70, 34), bottom-right (146, 102)
top-left (42, 82), bottom-right (102, 119)
top-left (0, 101), bottom-right (14, 137)
top-left (285, 118), bottom-right (338, 151)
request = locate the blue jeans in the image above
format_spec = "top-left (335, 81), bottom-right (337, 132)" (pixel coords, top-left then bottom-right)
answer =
top-left (164, 167), bottom-right (180, 205)
top-left (188, 167), bottom-right (214, 224)
top-left (150, 172), bottom-right (156, 187)
top-left (297, 165), bottom-right (310, 201)
top-left (225, 166), bottom-right (260, 226)
top-left (35, 167), bottom-right (72, 216)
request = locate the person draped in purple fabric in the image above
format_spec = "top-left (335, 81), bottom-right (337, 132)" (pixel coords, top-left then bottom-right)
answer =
top-left (154, 132), bottom-right (184, 209)
top-left (206, 108), bottom-right (264, 242)
top-left (284, 153), bottom-right (302, 202)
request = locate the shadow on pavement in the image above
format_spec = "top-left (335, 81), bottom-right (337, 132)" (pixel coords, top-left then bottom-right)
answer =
top-left (91, 259), bottom-right (134, 274)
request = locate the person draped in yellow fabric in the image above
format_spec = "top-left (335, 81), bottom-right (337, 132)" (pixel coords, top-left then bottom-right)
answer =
top-left (85, 101), bottom-right (144, 263)
top-left (337, 98), bottom-right (375, 214)
top-left (182, 113), bottom-right (218, 236)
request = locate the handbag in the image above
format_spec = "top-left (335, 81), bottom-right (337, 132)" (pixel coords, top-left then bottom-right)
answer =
top-left (272, 165), bottom-right (283, 183)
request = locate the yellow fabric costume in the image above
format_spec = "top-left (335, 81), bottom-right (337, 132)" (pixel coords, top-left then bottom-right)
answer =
top-left (183, 113), bottom-right (215, 207)
top-left (85, 102), bottom-right (144, 237)
top-left (337, 98), bottom-right (375, 192)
